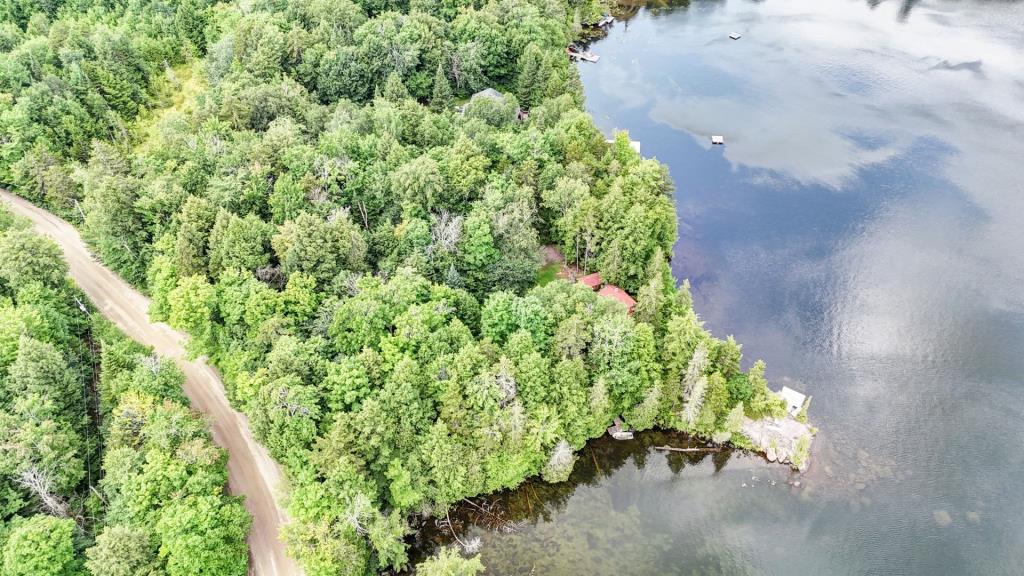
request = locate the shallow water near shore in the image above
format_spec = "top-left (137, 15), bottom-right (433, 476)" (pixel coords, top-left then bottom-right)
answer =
top-left (413, 1), bottom-right (1024, 573)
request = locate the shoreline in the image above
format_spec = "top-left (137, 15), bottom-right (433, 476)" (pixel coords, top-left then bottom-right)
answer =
top-left (407, 426), bottom-right (812, 563)
top-left (568, 8), bottom-right (816, 474)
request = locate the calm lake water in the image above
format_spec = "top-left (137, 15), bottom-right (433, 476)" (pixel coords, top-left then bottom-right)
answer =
top-left (417, 1), bottom-right (1024, 574)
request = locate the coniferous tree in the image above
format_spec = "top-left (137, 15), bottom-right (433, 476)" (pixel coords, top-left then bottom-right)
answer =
top-left (382, 72), bottom-right (410, 102)
top-left (431, 62), bottom-right (453, 111)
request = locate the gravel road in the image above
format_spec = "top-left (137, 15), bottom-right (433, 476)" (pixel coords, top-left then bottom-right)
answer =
top-left (1, 190), bottom-right (301, 576)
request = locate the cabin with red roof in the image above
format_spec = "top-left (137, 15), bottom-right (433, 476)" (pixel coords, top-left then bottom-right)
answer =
top-left (597, 284), bottom-right (636, 314)
top-left (578, 272), bottom-right (603, 290)
top-left (577, 271), bottom-right (636, 314)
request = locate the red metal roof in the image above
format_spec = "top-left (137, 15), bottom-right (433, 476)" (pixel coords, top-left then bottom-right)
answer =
top-left (579, 272), bottom-right (603, 290)
top-left (597, 284), bottom-right (636, 312)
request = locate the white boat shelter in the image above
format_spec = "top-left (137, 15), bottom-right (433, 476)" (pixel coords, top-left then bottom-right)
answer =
top-left (779, 386), bottom-right (807, 417)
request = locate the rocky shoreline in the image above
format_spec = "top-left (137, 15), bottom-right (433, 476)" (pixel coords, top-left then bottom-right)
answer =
top-left (741, 416), bottom-right (816, 471)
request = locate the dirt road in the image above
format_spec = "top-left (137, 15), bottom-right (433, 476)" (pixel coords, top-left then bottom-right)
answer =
top-left (1, 190), bottom-right (301, 576)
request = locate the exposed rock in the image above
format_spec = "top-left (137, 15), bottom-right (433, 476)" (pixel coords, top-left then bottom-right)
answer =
top-left (933, 510), bottom-right (952, 527)
top-left (607, 417), bottom-right (635, 440)
top-left (740, 415), bottom-right (815, 471)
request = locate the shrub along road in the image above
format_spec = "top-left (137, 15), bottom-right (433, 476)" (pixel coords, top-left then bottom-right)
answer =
top-left (0, 189), bottom-right (300, 576)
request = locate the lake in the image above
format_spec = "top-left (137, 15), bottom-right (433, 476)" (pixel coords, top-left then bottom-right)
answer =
top-left (415, 1), bottom-right (1024, 574)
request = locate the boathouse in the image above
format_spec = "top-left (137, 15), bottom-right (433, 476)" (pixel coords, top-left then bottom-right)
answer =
top-left (605, 138), bottom-right (641, 153)
top-left (779, 386), bottom-right (807, 417)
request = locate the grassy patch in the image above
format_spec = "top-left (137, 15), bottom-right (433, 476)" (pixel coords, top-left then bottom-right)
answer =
top-left (135, 61), bottom-right (206, 148)
top-left (729, 432), bottom-right (755, 451)
top-left (792, 434), bottom-right (811, 470)
top-left (535, 262), bottom-right (561, 286)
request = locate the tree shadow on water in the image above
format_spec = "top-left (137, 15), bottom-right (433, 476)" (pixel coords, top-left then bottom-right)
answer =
top-left (408, 430), bottom-right (732, 567)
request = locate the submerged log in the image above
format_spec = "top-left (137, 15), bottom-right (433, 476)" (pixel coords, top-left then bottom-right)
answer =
top-left (654, 445), bottom-right (722, 453)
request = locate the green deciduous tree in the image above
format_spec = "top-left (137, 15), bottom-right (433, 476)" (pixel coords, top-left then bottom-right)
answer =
top-left (7, 336), bottom-right (82, 423)
top-left (1, 516), bottom-right (81, 576)
top-left (0, 229), bottom-right (66, 289)
top-left (85, 525), bottom-right (162, 576)
top-left (175, 196), bottom-right (216, 278)
top-left (273, 212), bottom-right (367, 286)
top-left (415, 547), bottom-right (484, 576)
top-left (208, 210), bottom-right (274, 277)
top-left (250, 374), bottom-right (322, 463)
top-left (167, 275), bottom-right (218, 355)
top-left (155, 495), bottom-right (250, 576)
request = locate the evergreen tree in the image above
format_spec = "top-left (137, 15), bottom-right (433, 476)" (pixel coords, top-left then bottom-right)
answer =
top-left (431, 62), bottom-right (453, 111)
top-left (515, 44), bottom-right (545, 108)
top-left (382, 72), bottom-right (410, 102)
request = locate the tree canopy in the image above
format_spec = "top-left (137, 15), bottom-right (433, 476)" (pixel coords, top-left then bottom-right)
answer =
top-left (0, 0), bottom-right (793, 571)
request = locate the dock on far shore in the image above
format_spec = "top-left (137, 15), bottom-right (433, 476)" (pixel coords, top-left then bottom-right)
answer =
top-left (567, 46), bottom-right (600, 63)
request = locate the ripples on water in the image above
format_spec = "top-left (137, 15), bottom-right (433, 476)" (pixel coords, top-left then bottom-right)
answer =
top-left (416, 1), bottom-right (1024, 574)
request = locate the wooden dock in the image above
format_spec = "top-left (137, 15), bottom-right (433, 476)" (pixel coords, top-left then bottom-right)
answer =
top-left (607, 417), bottom-right (634, 440)
top-left (585, 15), bottom-right (614, 28)
top-left (567, 47), bottom-right (600, 63)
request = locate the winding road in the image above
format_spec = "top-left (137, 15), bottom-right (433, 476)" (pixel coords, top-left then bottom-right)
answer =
top-left (1, 190), bottom-right (301, 576)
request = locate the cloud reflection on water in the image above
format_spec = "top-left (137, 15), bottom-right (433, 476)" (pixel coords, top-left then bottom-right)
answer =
top-left (596, 0), bottom-right (1023, 190)
top-left (575, 3), bottom-right (1024, 571)
top-left (589, 0), bottom-right (1024, 364)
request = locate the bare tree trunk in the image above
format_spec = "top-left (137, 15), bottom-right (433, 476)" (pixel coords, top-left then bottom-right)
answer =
top-left (17, 467), bottom-right (70, 518)
top-left (358, 201), bottom-right (369, 230)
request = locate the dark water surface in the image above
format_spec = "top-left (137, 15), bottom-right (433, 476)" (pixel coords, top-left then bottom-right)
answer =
top-left (421, 1), bottom-right (1024, 574)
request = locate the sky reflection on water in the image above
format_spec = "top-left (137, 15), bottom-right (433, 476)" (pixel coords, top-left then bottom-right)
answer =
top-left (428, 1), bottom-right (1024, 574)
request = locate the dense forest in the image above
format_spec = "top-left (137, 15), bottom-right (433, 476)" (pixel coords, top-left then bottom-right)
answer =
top-left (0, 207), bottom-right (248, 574)
top-left (0, 0), bottom-right (793, 572)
